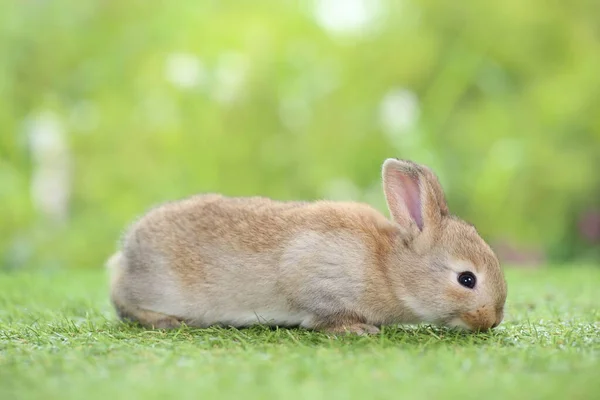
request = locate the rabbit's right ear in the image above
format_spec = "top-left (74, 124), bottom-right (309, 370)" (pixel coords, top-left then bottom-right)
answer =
top-left (382, 159), bottom-right (449, 234)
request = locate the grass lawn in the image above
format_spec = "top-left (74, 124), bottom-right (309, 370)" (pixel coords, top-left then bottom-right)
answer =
top-left (0, 265), bottom-right (598, 400)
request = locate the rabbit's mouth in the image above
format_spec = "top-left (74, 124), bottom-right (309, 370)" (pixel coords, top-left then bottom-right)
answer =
top-left (451, 307), bottom-right (501, 331)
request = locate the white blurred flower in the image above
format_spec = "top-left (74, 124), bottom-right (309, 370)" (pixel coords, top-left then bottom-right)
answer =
top-left (26, 111), bottom-right (71, 223)
top-left (379, 88), bottom-right (420, 137)
top-left (212, 52), bottom-right (248, 104)
top-left (165, 52), bottom-right (206, 89)
top-left (314, 0), bottom-right (383, 36)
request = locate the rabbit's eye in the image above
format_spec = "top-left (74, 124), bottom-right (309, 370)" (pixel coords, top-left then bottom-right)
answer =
top-left (458, 272), bottom-right (476, 289)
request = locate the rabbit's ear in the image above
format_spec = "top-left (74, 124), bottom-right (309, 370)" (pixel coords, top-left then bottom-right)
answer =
top-left (382, 159), bottom-right (448, 233)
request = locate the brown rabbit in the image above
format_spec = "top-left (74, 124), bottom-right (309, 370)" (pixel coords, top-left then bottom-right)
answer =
top-left (107, 159), bottom-right (507, 334)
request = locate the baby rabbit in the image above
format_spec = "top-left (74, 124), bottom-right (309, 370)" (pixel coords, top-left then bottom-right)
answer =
top-left (108, 159), bottom-right (507, 334)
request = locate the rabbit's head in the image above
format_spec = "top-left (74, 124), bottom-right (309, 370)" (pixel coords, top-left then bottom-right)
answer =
top-left (382, 159), bottom-right (507, 331)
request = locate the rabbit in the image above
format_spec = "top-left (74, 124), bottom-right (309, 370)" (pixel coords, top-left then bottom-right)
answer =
top-left (107, 158), bottom-right (507, 335)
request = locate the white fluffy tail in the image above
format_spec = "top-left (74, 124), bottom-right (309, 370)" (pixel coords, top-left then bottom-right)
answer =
top-left (105, 251), bottom-right (125, 286)
top-left (105, 251), bottom-right (123, 270)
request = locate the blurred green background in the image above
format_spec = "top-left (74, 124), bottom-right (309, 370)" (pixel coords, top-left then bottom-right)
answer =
top-left (1, 0), bottom-right (599, 271)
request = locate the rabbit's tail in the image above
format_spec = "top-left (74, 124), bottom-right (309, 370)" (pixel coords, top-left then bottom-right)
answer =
top-left (105, 251), bottom-right (124, 270)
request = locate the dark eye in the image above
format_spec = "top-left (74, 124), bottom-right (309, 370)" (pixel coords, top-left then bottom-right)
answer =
top-left (458, 272), bottom-right (476, 289)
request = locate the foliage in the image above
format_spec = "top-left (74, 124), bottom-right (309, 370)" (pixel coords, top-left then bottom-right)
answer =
top-left (1, 0), bottom-right (599, 270)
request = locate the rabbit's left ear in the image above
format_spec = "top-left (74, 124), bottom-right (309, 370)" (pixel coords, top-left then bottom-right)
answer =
top-left (382, 159), bottom-right (449, 234)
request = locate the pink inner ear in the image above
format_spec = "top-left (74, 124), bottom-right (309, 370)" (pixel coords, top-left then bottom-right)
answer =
top-left (397, 173), bottom-right (423, 230)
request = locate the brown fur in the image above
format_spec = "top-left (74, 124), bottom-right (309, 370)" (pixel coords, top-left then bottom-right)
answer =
top-left (108, 159), bottom-right (507, 333)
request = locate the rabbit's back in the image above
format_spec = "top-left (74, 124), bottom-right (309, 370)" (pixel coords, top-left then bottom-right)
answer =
top-left (124, 193), bottom-right (391, 261)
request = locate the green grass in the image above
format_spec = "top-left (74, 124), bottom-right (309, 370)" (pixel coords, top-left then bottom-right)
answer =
top-left (1, 266), bottom-right (598, 400)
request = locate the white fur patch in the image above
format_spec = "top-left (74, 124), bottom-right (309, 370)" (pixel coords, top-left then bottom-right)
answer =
top-left (280, 230), bottom-right (368, 309)
top-left (402, 295), bottom-right (438, 324)
top-left (199, 309), bottom-right (315, 328)
top-left (449, 259), bottom-right (477, 274)
top-left (448, 317), bottom-right (472, 331)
